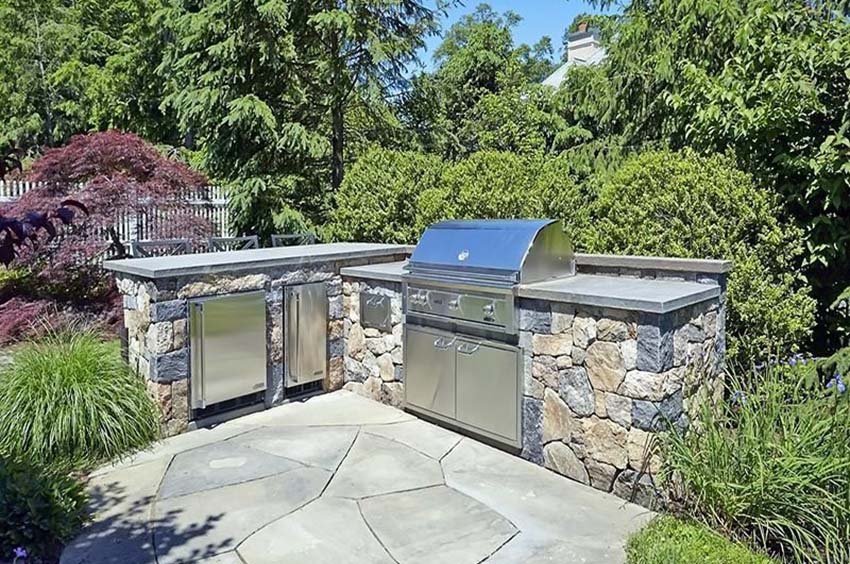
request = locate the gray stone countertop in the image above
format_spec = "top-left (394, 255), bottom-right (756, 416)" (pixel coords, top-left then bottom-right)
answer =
top-left (340, 260), bottom-right (408, 283)
top-left (339, 260), bottom-right (719, 314)
top-left (104, 243), bottom-right (414, 279)
top-left (519, 274), bottom-right (720, 314)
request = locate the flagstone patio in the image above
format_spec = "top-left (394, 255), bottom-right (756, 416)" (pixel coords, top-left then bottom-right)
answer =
top-left (61, 391), bottom-right (654, 564)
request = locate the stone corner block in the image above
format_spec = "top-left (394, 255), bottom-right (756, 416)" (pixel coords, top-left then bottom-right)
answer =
top-left (149, 348), bottom-right (190, 383)
top-left (151, 300), bottom-right (188, 323)
top-left (636, 313), bottom-right (674, 373)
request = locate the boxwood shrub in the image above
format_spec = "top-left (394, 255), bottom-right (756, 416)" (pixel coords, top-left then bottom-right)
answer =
top-left (582, 149), bottom-right (816, 363)
top-left (330, 146), bottom-right (814, 363)
top-left (327, 148), bottom-right (444, 244)
top-left (0, 456), bottom-right (88, 561)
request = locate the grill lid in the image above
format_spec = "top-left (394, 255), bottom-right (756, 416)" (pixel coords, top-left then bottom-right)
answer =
top-left (406, 219), bottom-right (574, 285)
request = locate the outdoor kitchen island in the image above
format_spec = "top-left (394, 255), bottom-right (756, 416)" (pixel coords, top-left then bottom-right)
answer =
top-left (105, 226), bottom-right (729, 508)
top-left (340, 221), bottom-right (730, 506)
top-left (105, 243), bottom-right (412, 435)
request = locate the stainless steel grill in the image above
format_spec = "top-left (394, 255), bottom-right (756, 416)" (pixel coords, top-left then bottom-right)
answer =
top-left (402, 219), bottom-right (574, 449)
top-left (403, 219), bottom-right (574, 334)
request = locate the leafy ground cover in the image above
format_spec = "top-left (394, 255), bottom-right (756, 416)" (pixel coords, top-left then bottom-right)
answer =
top-left (627, 517), bottom-right (777, 564)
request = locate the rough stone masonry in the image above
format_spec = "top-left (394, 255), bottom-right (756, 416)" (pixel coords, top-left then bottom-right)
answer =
top-left (341, 262), bottom-right (727, 508)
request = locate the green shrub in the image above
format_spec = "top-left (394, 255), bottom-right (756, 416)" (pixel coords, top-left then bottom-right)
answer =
top-left (660, 363), bottom-right (850, 563)
top-left (627, 516), bottom-right (777, 564)
top-left (328, 148), bottom-right (444, 244)
top-left (582, 149), bottom-right (816, 364)
top-left (0, 330), bottom-right (160, 469)
top-left (0, 456), bottom-right (88, 561)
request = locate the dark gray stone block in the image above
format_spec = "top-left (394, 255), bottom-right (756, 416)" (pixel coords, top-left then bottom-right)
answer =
top-left (636, 313), bottom-right (673, 372)
top-left (151, 300), bottom-right (188, 322)
top-left (519, 300), bottom-right (551, 333)
top-left (520, 396), bottom-right (544, 465)
top-left (328, 337), bottom-right (344, 357)
top-left (631, 389), bottom-right (683, 432)
top-left (613, 470), bottom-right (663, 510)
top-left (150, 348), bottom-right (189, 382)
top-left (558, 367), bottom-right (595, 416)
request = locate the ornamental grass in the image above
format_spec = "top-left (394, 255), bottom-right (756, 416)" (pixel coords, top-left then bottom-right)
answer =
top-left (661, 361), bottom-right (850, 563)
top-left (0, 328), bottom-right (159, 470)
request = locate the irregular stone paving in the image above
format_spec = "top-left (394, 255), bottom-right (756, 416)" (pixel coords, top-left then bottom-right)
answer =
top-left (62, 391), bottom-right (653, 564)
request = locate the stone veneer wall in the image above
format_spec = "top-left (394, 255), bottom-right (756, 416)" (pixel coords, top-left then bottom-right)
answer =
top-left (518, 298), bottom-right (724, 507)
top-left (339, 278), bottom-right (405, 407)
top-left (339, 269), bottom-right (727, 507)
top-left (115, 254), bottom-right (408, 436)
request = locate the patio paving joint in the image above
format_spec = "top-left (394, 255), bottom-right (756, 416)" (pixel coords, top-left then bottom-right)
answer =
top-left (356, 498), bottom-right (402, 564)
top-left (476, 529), bottom-right (521, 564)
top-left (234, 494), bottom-right (324, 554)
top-left (317, 426), bottom-right (361, 498)
top-left (438, 436), bottom-right (464, 463)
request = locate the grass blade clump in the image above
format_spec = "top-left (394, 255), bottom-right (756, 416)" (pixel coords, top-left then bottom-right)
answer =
top-left (0, 329), bottom-right (159, 470)
top-left (661, 362), bottom-right (850, 563)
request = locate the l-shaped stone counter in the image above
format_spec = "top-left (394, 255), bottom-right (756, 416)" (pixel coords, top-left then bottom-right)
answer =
top-left (105, 242), bottom-right (729, 507)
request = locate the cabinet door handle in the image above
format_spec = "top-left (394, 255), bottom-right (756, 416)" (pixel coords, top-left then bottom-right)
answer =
top-left (433, 337), bottom-right (456, 350)
top-left (457, 342), bottom-right (480, 355)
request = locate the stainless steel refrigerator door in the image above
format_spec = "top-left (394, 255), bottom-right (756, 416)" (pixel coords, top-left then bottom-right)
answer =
top-left (404, 324), bottom-right (456, 419)
top-left (455, 337), bottom-right (520, 445)
top-left (190, 291), bottom-right (268, 409)
top-left (284, 282), bottom-right (328, 387)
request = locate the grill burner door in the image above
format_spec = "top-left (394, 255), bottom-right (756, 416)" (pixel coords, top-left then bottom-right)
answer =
top-left (404, 322), bottom-right (522, 449)
top-left (405, 325), bottom-right (456, 419)
top-left (456, 338), bottom-right (520, 444)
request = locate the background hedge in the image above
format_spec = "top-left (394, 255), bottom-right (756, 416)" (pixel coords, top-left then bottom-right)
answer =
top-left (328, 147), bottom-right (816, 364)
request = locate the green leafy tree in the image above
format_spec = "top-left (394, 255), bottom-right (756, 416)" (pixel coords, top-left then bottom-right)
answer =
top-left (297, 0), bottom-right (444, 190)
top-left (402, 3), bottom-right (557, 157)
top-left (0, 0), bottom-right (174, 151)
top-left (573, 0), bottom-right (850, 350)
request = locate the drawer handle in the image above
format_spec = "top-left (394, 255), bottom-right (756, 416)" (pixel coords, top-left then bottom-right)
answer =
top-left (433, 337), bottom-right (456, 350)
top-left (457, 342), bottom-right (480, 355)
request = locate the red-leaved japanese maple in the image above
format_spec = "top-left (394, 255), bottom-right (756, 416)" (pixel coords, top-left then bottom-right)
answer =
top-left (3, 130), bottom-right (213, 299)
top-left (0, 131), bottom-right (213, 342)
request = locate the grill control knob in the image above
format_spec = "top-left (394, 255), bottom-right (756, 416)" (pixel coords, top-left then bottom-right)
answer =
top-left (482, 303), bottom-right (495, 320)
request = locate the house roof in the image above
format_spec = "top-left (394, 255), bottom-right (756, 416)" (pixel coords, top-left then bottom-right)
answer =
top-left (541, 47), bottom-right (607, 89)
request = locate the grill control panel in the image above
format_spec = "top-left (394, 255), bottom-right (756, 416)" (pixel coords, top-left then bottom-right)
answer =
top-left (406, 284), bottom-right (513, 331)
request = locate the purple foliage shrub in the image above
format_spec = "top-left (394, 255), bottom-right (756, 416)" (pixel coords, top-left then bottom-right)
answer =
top-left (0, 131), bottom-right (213, 343)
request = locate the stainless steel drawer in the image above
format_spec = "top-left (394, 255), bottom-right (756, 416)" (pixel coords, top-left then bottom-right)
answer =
top-left (404, 325), bottom-right (456, 419)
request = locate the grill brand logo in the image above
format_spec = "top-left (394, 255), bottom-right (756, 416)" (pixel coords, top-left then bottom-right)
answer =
top-left (458, 249), bottom-right (469, 261)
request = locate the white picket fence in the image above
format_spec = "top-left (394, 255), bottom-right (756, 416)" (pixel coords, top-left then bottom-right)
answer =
top-left (0, 180), bottom-right (233, 239)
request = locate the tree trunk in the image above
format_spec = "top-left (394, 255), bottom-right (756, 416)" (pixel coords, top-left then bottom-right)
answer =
top-left (331, 102), bottom-right (344, 190)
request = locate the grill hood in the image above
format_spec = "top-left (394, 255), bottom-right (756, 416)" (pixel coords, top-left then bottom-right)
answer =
top-left (406, 219), bottom-right (574, 286)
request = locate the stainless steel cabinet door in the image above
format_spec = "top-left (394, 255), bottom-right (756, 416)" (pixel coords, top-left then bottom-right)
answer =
top-left (404, 325), bottom-right (456, 418)
top-left (190, 291), bottom-right (267, 409)
top-left (284, 282), bottom-right (327, 387)
top-left (455, 338), bottom-right (519, 444)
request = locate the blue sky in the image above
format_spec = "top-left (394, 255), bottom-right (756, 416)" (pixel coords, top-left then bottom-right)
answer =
top-left (419, 0), bottom-right (604, 68)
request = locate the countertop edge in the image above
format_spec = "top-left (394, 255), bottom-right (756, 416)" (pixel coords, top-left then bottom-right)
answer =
top-left (340, 262), bottom-right (407, 283)
top-left (517, 282), bottom-right (721, 314)
top-left (575, 253), bottom-right (732, 274)
top-left (104, 245), bottom-right (413, 279)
